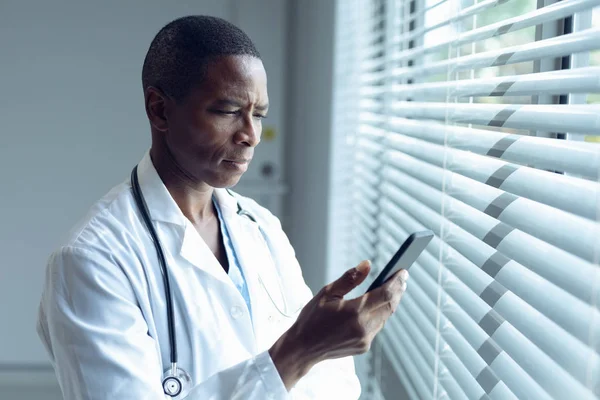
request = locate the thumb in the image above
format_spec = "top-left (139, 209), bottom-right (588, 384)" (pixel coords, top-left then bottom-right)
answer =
top-left (326, 260), bottom-right (371, 299)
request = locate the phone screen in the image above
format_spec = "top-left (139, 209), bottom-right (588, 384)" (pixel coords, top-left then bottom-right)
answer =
top-left (366, 230), bottom-right (434, 292)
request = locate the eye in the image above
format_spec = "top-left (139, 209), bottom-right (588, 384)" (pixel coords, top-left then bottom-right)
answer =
top-left (212, 109), bottom-right (239, 116)
top-left (253, 114), bottom-right (267, 120)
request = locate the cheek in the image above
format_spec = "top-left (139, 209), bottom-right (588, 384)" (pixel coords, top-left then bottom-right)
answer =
top-left (171, 111), bottom-right (206, 143)
top-left (178, 120), bottom-right (234, 160)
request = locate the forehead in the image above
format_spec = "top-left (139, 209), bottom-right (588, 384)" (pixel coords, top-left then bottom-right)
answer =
top-left (196, 55), bottom-right (268, 103)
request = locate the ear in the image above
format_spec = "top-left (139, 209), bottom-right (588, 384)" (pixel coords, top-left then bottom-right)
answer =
top-left (145, 86), bottom-right (171, 132)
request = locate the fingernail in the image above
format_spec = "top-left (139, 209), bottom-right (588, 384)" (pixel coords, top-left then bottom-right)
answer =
top-left (400, 270), bottom-right (409, 281)
top-left (357, 261), bottom-right (370, 275)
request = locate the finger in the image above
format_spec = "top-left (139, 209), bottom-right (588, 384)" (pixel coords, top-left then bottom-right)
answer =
top-left (353, 269), bottom-right (409, 312)
top-left (325, 260), bottom-right (372, 299)
top-left (359, 303), bottom-right (395, 343)
top-left (364, 288), bottom-right (406, 332)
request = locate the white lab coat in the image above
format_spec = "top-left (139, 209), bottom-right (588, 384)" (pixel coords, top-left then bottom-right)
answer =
top-left (37, 152), bottom-right (361, 400)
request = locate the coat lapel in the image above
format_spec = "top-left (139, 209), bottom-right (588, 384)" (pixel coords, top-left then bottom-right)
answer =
top-left (178, 221), bottom-right (233, 286)
top-left (217, 196), bottom-right (287, 347)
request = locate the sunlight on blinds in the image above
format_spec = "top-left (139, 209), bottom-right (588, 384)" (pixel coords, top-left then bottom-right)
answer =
top-left (333, 0), bottom-right (600, 398)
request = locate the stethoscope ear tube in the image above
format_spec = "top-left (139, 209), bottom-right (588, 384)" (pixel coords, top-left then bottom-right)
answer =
top-left (131, 167), bottom-right (178, 366)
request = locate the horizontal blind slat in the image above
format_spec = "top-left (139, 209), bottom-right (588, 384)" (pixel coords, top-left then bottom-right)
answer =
top-left (380, 176), bottom-right (600, 341)
top-left (389, 271), bottom-right (510, 397)
top-left (386, 117), bottom-right (600, 180)
top-left (335, 0), bottom-right (600, 396)
top-left (400, 294), bottom-right (496, 400)
top-left (383, 148), bottom-right (600, 263)
top-left (388, 102), bottom-right (600, 134)
top-left (379, 331), bottom-right (435, 399)
top-left (375, 334), bottom-right (421, 399)
top-left (379, 195), bottom-right (599, 346)
top-left (389, 0), bottom-right (600, 64)
top-left (353, 175), bottom-right (380, 197)
top-left (388, 312), bottom-right (470, 399)
top-left (378, 184), bottom-right (600, 392)
top-left (378, 199), bottom-right (600, 368)
top-left (380, 67), bottom-right (600, 99)
top-left (401, 250), bottom-right (554, 399)
top-left (381, 226), bottom-right (596, 399)
top-left (385, 129), bottom-right (600, 219)
top-left (388, 0), bottom-right (513, 48)
top-left (378, 28), bottom-right (600, 82)
top-left (388, 245), bottom-right (551, 399)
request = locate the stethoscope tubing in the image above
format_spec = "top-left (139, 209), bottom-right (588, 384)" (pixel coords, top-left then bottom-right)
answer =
top-left (130, 165), bottom-right (300, 397)
top-left (131, 166), bottom-right (179, 365)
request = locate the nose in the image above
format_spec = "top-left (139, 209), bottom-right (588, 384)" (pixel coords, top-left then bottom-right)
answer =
top-left (234, 114), bottom-right (261, 147)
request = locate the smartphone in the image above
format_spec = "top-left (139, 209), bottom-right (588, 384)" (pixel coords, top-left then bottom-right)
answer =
top-left (366, 230), bottom-right (434, 292)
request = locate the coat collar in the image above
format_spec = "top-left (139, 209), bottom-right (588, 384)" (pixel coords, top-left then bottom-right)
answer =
top-left (135, 151), bottom-right (259, 286)
top-left (135, 152), bottom-right (286, 348)
top-left (135, 151), bottom-right (188, 227)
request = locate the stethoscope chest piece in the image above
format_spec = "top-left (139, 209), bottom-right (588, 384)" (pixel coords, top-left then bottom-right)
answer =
top-left (162, 366), bottom-right (192, 398)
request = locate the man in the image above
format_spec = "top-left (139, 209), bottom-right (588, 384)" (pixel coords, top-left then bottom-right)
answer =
top-left (37, 15), bottom-right (408, 399)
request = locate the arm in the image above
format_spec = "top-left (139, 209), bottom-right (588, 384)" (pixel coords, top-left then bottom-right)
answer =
top-left (38, 246), bottom-right (289, 400)
top-left (271, 337), bottom-right (361, 400)
top-left (268, 250), bottom-right (362, 399)
top-left (268, 261), bottom-right (408, 400)
top-left (248, 205), bottom-right (368, 399)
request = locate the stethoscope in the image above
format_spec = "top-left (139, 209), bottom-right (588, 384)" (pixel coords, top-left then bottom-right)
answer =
top-left (130, 165), bottom-right (300, 398)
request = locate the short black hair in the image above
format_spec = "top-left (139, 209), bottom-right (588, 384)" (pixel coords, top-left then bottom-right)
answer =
top-left (142, 15), bottom-right (261, 100)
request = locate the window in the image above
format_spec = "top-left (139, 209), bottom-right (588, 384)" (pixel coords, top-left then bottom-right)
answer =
top-left (589, 6), bottom-right (600, 105)
top-left (332, 0), bottom-right (600, 398)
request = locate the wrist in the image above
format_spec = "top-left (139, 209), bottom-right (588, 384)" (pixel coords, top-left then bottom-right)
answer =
top-left (269, 325), bottom-right (315, 391)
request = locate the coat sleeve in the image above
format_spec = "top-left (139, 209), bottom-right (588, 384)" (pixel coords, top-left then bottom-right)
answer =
top-left (282, 254), bottom-right (363, 400)
top-left (37, 246), bottom-right (290, 400)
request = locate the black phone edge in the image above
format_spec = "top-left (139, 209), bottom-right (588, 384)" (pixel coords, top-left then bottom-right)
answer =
top-left (365, 230), bottom-right (433, 293)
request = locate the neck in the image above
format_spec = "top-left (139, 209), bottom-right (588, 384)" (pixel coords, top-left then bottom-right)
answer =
top-left (150, 146), bottom-right (215, 225)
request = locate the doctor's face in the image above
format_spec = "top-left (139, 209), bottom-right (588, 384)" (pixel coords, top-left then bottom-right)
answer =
top-left (150, 55), bottom-right (268, 188)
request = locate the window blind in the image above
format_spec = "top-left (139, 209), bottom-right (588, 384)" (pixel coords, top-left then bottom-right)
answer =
top-left (332, 0), bottom-right (600, 399)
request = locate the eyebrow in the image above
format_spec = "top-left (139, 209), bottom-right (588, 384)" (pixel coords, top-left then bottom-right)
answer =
top-left (213, 99), bottom-right (269, 112)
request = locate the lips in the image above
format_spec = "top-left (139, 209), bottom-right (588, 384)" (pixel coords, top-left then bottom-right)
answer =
top-left (223, 158), bottom-right (250, 172)
top-left (224, 158), bottom-right (251, 164)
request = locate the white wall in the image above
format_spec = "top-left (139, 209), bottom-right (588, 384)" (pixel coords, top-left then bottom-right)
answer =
top-left (0, 0), bottom-right (288, 396)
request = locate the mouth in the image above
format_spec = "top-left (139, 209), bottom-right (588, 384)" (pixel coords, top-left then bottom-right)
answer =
top-left (224, 159), bottom-right (251, 165)
top-left (223, 158), bottom-right (251, 172)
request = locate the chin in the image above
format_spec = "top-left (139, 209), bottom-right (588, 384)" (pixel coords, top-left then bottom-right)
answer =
top-left (209, 174), bottom-right (243, 189)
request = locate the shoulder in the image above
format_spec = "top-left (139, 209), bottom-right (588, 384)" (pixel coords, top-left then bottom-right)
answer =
top-left (59, 180), bottom-right (136, 250)
top-left (46, 180), bottom-right (142, 289)
top-left (45, 181), bottom-right (141, 298)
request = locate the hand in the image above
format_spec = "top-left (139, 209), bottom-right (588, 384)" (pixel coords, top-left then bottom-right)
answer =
top-left (269, 260), bottom-right (409, 390)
